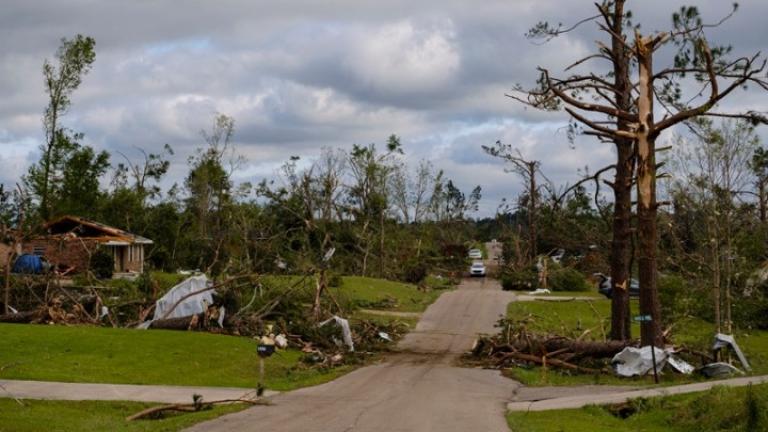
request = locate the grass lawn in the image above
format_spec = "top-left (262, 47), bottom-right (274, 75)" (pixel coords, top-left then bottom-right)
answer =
top-left (0, 323), bottom-right (349, 391)
top-left (0, 399), bottom-right (247, 432)
top-left (0, 275), bottom-right (448, 391)
top-left (507, 382), bottom-right (768, 432)
top-left (505, 299), bottom-right (768, 386)
top-left (261, 274), bottom-right (449, 313)
top-left (508, 289), bottom-right (604, 298)
top-left (334, 276), bottom-right (446, 312)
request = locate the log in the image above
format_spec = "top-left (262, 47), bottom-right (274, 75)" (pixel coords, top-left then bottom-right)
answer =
top-left (0, 310), bottom-right (38, 323)
top-left (146, 313), bottom-right (206, 330)
top-left (510, 337), bottom-right (631, 359)
top-left (500, 352), bottom-right (604, 374)
top-left (145, 313), bottom-right (233, 331)
top-left (126, 398), bottom-right (268, 421)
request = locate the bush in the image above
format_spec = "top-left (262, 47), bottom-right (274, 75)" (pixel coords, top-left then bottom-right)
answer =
top-left (658, 274), bottom-right (688, 319)
top-left (327, 272), bottom-right (343, 288)
top-left (548, 267), bottom-right (589, 292)
top-left (89, 248), bottom-right (114, 279)
top-left (500, 269), bottom-right (539, 291)
top-left (402, 262), bottom-right (428, 284)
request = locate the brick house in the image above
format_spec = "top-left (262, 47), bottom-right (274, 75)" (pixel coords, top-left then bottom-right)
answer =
top-left (22, 215), bottom-right (153, 275)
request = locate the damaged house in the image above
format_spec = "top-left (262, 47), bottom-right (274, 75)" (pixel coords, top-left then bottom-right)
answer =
top-left (23, 215), bottom-right (153, 275)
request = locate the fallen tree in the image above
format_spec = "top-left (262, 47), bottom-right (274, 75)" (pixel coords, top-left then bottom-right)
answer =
top-left (469, 317), bottom-right (635, 373)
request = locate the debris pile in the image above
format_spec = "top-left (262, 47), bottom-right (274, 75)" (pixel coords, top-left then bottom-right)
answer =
top-left (470, 318), bottom-right (631, 374)
top-left (470, 317), bottom-right (752, 380)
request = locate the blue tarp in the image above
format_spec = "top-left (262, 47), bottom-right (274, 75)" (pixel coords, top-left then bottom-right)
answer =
top-left (12, 254), bottom-right (44, 274)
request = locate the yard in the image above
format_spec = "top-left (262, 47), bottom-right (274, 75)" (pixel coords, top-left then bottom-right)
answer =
top-left (0, 399), bottom-right (245, 432)
top-left (0, 275), bottom-right (448, 389)
top-left (507, 382), bottom-right (768, 432)
top-left (504, 298), bottom-right (768, 386)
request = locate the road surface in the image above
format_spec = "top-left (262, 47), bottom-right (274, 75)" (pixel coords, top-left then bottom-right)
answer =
top-left (186, 276), bottom-right (519, 432)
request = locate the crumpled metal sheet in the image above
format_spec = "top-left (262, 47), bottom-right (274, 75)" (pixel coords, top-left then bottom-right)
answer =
top-left (612, 346), bottom-right (669, 377)
top-left (713, 333), bottom-right (751, 372)
top-left (319, 315), bottom-right (355, 352)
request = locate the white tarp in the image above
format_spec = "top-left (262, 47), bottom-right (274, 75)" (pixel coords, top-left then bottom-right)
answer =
top-left (153, 275), bottom-right (212, 320)
top-left (138, 275), bottom-right (212, 329)
top-left (319, 315), bottom-right (354, 352)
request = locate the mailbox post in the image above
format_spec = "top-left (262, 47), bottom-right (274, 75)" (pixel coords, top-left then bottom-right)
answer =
top-left (256, 342), bottom-right (275, 396)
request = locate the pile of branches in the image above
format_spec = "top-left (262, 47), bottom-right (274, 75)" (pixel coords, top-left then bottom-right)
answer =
top-left (0, 292), bottom-right (109, 326)
top-left (470, 317), bottom-right (633, 374)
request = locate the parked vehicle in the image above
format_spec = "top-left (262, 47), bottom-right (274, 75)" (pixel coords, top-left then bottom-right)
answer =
top-left (468, 249), bottom-right (483, 259)
top-left (594, 273), bottom-right (639, 298)
top-left (470, 261), bottom-right (486, 277)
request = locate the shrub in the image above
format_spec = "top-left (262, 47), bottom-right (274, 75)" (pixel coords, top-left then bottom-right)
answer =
top-left (327, 272), bottom-right (343, 288)
top-left (548, 267), bottom-right (589, 292)
top-left (500, 269), bottom-right (539, 291)
top-left (89, 248), bottom-right (114, 279)
top-left (402, 262), bottom-right (428, 284)
top-left (658, 274), bottom-right (688, 319)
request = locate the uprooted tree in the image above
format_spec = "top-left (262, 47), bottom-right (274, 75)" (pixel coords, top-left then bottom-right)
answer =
top-left (515, 1), bottom-right (768, 346)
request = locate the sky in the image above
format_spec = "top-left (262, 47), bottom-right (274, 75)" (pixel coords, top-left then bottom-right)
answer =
top-left (1, 0), bottom-right (767, 216)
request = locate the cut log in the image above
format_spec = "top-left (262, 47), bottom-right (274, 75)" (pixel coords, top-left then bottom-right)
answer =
top-left (146, 313), bottom-right (206, 330)
top-left (500, 352), bottom-right (604, 374)
top-left (0, 310), bottom-right (38, 323)
top-left (507, 337), bottom-right (631, 359)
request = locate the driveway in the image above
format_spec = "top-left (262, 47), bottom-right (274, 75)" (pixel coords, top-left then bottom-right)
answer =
top-left (186, 277), bottom-right (519, 432)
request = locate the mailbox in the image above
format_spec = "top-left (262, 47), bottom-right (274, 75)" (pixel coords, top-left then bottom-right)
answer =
top-left (257, 343), bottom-right (275, 358)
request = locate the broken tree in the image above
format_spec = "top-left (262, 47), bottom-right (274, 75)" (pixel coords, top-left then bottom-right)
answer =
top-left (513, 2), bottom-right (768, 346)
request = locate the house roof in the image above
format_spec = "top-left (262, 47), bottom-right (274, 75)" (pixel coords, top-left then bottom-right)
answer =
top-left (43, 215), bottom-right (153, 245)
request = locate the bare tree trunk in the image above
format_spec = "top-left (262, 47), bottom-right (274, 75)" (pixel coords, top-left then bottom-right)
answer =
top-left (724, 218), bottom-right (733, 334)
top-left (635, 37), bottom-right (662, 346)
top-left (3, 251), bottom-right (13, 314)
top-left (379, 212), bottom-right (385, 278)
top-left (312, 269), bottom-right (326, 321)
top-left (609, 0), bottom-right (633, 341)
top-left (710, 219), bottom-right (722, 334)
top-left (759, 180), bottom-right (767, 223)
top-left (528, 161), bottom-right (537, 262)
top-left (610, 141), bottom-right (634, 341)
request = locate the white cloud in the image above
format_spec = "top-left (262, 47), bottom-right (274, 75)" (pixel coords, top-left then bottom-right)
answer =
top-left (346, 19), bottom-right (460, 94)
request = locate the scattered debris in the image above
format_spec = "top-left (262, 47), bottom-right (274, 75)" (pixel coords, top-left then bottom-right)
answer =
top-left (700, 362), bottom-right (744, 378)
top-left (274, 334), bottom-right (288, 348)
top-left (126, 393), bottom-right (269, 421)
top-left (470, 318), bottom-right (630, 374)
top-left (713, 333), bottom-right (751, 372)
top-left (610, 346), bottom-right (695, 377)
top-left (529, 288), bottom-right (551, 295)
top-left (319, 315), bottom-right (354, 352)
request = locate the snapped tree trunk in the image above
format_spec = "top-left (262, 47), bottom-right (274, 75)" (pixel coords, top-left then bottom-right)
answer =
top-left (635, 36), bottom-right (663, 347)
top-left (608, 0), bottom-right (633, 341)
top-left (759, 180), bottom-right (766, 223)
top-left (528, 161), bottom-right (537, 262)
top-left (610, 141), bottom-right (634, 341)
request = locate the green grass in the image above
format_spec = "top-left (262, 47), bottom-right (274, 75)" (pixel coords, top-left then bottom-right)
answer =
top-left (334, 276), bottom-right (445, 312)
top-left (505, 299), bottom-right (768, 386)
top-left (507, 298), bottom-right (638, 340)
top-left (0, 323), bottom-right (348, 391)
top-left (508, 289), bottom-right (604, 298)
top-left (507, 383), bottom-right (768, 432)
top-left (0, 399), bottom-right (246, 432)
top-left (260, 275), bottom-right (449, 313)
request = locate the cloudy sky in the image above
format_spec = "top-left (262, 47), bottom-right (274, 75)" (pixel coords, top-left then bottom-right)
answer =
top-left (1, 0), bottom-right (767, 216)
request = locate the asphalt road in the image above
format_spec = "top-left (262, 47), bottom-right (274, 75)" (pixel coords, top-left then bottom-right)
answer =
top-left (186, 275), bottom-right (519, 432)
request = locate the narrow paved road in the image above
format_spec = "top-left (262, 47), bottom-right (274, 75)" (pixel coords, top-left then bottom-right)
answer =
top-left (186, 276), bottom-right (518, 432)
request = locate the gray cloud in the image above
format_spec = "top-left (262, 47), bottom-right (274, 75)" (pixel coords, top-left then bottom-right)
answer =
top-left (1, 0), bottom-right (767, 216)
